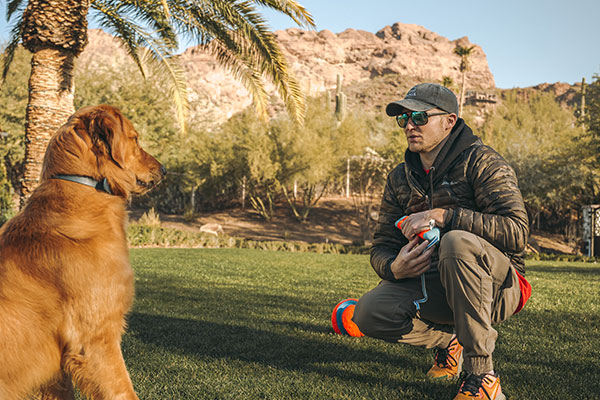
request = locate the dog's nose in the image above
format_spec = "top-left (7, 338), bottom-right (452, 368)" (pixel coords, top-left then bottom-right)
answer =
top-left (160, 165), bottom-right (167, 177)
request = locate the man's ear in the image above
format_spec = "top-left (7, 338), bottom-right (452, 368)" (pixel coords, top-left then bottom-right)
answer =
top-left (445, 113), bottom-right (458, 131)
top-left (89, 109), bottom-right (126, 168)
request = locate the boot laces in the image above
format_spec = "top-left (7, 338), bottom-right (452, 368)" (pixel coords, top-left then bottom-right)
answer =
top-left (433, 342), bottom-right (458, 368)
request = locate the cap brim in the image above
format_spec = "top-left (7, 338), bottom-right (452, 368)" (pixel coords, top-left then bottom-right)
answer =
top-left (385, 99), bottom-right (436, 116)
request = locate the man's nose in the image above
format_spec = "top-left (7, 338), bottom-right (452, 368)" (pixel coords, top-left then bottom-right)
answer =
top-left (405, 117), bottom-right (418, 130)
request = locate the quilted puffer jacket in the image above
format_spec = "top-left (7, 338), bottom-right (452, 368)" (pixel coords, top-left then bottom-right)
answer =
top-left (371, 118), bottom-right (529, 282)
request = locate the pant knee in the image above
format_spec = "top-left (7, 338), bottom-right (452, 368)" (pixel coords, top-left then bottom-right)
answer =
top-left (352, 293), bottom-right (378, 336)
top-left (439, 230), bottom-right (481, 264)
top-left (353, 291), bottom-right (414, 342)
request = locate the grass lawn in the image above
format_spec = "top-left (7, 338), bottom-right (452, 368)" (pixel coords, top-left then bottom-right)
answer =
top-left (110, 249), bottom-right (599, 399)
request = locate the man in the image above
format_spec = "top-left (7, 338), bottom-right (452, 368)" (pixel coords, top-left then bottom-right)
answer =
top-left (353, 83), bottom-right (531, 400)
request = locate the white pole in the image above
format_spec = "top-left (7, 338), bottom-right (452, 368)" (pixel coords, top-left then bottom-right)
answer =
top-left (294, 179), bottom-right (298, 200)
top-left (346, 158), bottom-right (350, 198)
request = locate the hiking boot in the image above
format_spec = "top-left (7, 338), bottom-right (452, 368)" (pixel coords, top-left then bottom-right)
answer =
top-left (426, 335), bottom-right (463, 379)
top-left (454, 371), bottom-right (506, 400)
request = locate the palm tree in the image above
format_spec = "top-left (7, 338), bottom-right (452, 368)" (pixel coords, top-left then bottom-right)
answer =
top-left (2, 0), bottom-right (314, 205)
top-left (441, 75), bottom-right (454, 89)
top-left (453, 44), bottom-right (475, 116)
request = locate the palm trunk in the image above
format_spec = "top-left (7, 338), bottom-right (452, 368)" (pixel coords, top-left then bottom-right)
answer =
top-left (21, 48), bottom-right (76, 205)
top-left (18, 0), bottom-right (91, 206)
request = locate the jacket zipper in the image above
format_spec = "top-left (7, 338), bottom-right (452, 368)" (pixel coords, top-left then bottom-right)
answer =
top-left (427, 166), bottom-right (435, 210)
top-left (414, 166), bottom-right (435, 316)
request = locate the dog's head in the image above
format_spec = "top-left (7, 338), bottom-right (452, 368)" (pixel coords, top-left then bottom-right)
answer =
top-left (41, 105), bottom-right (166, 199)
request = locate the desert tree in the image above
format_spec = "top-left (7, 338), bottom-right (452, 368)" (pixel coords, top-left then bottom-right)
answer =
top-left (441, 75), bottom-right (454, 88)
top-left (481, 90), bottom-right (589, 233)
top-left (1, 0), bottom-right (314, 204)
top-left (453, 44), bottom-right (475, 116)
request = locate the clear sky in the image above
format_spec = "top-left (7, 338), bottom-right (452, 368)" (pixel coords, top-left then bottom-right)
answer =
top-left (1, 0), bottom-right (597, 88)
top-left (258, 0), bottom-right (599, 89)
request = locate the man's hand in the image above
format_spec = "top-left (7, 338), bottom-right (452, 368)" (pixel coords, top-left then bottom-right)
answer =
top-left (400, 208), bottom-right (448, 239)
top-left (390, 236), bottom-right (435, 279)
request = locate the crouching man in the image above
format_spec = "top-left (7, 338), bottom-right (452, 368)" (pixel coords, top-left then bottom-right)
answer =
top-left (353, 83), bottom-right (531, 400)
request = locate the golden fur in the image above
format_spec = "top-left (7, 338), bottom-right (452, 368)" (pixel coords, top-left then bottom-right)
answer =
top-left (0, 105), bottom-right (165, 400)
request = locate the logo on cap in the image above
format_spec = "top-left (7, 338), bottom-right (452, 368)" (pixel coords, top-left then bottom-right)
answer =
top-left (406, 87), bottom-right (417, 97)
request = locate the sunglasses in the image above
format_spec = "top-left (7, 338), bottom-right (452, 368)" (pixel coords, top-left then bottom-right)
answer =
top-left (396, 111), bottom-right (449, 128)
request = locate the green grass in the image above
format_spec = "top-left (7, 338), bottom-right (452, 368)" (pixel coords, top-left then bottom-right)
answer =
top-left (113, 249), bottom-right (599, 399)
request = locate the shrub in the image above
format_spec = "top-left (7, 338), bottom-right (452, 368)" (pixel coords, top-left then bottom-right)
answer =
top-left (0, 162), bottom-right (15, 226)
top-left (126, 223), bottom-right (371, 255)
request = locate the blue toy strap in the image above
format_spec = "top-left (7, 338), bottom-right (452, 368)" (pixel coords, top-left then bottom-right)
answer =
top-left (335, 299), bottom-right (357, 336)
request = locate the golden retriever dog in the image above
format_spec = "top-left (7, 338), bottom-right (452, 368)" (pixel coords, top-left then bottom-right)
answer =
top-left (0, 105), bottom-right (165, 400)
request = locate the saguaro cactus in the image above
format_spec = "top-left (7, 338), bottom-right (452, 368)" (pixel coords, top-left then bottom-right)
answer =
top-left (335, 74), bottom-right (346, 121)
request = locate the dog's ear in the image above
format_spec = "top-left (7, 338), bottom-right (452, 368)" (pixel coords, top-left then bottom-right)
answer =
top-left (89, 109), bottom-right (127, 168)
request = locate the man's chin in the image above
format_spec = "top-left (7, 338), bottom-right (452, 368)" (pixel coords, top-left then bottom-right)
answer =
top-left (408, 144), bottom-right (422, 153)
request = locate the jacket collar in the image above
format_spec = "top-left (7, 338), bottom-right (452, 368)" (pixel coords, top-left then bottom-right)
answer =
top-left (405, 118), bottom-right (480, 183)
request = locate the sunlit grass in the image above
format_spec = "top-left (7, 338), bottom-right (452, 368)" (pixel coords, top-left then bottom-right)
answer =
top-left (82, 249), bottom-right (600, 399)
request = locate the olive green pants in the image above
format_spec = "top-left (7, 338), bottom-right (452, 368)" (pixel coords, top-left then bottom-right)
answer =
top-left (353, 230), bottom-right (521, 374)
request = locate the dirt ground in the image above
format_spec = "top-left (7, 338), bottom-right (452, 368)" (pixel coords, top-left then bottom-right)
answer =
top-left (130, 196), bottom-right (577, 254)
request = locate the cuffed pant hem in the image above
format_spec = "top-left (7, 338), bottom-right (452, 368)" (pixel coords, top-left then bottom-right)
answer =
top-left (464, 356), bottom-right (493, 375)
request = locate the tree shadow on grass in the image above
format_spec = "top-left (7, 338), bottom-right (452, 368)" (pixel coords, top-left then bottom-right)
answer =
top-left (127, 311), bottom-right (428, 388)
top-left (128, 264), bottom-right (600, 398)
top-left (126, 268), bottom-right (465, 397)
top-left (127, 278), bottom-right (455, 400)
top-left (126, 312), bottom-right (458, 399)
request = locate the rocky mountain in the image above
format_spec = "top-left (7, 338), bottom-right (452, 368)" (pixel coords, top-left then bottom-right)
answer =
top-left (533, 81), bottom-right (584, 108)
top-left (80, 24), bottom-right (496, 124)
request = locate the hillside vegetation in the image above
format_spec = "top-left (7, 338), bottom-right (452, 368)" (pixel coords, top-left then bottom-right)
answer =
top-left (1, 45), bottom-right (598, 245)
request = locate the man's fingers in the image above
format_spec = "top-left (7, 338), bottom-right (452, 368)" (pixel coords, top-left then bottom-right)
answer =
top-left (401, 215), bottom-right (417, 238)
top-left (401, 212), bottom-right (432, 239)
top-left (412, 240), bottom-right (429, 254)
top-left (411, 256), bottom-right (432, 273)
top-left (406, 260), bottom-right (430, 277)
top-left (404, 239), bottom-right (430, 260)
top-left (415, 244), bottom-right (434, 260)
top-left (404, 236), bottom-right (420, 252)
top-left (408, 246), bottom-right (434, 275)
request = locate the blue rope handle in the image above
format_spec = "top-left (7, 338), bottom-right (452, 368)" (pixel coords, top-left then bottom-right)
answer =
top-left (394, 217), bottom-right (440, 312)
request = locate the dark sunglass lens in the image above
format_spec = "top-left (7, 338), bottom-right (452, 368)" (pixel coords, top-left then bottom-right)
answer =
top-left (396, 114), bottom-right (408, 128)
top-left (412, 111), bottom-right (428, 126)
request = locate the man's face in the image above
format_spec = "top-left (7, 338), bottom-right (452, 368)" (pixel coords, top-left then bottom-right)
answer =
top-left (402, 108), bottom-right (453, 154)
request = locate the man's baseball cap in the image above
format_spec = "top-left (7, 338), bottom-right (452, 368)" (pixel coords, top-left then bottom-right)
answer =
top-left (386, 83), bottom-right (459, 116)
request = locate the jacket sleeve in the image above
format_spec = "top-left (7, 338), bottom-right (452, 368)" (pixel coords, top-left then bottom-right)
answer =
top-left (370, 167), bottom-right (409, 281)
top-left (450, 146), bottom-right (529, 253)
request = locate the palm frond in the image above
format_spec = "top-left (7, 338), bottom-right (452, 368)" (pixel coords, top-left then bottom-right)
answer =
top-left (168, 1), bottom-right (274, 119)
top-left (94, 0), bottom-right (311, 125)
top-left (454, 45), bottom-right (476, 72)
top-left (1, 14), bottom-right (24, 84)
top-left (92, 0), bottom-right (178, 50)
top-left (6, 0), bottom-right (26, 20)
top-left (91, 1), bottom-right (148, 77)
top-left (169, 0), bottom-right (307, 123)
top-left (251, 0), bottom-right (315, 29)
top-left (138, 42), bottom-right (190, 134)
top-left (160, 0), bottom-right (171, 19)
top-left (229, 3), bottom-right (305, 122)
top-left (454, 44), bottom-right (476, 56)
top-left (91, 0), bottom-right (189, 133)
top-left (204, 39), bottom-right (269, 120)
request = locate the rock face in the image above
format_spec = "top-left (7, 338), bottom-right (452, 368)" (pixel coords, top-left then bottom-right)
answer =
top-left (80, 23), bottom-right (496, 124)
top-left (273, 24), bottom-right (495, 95)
